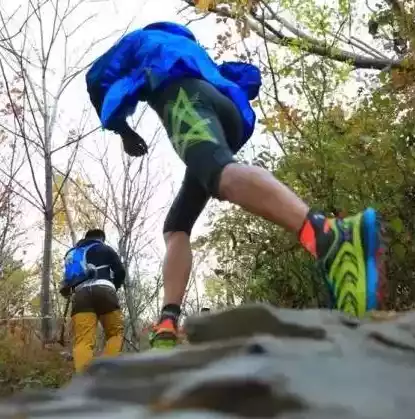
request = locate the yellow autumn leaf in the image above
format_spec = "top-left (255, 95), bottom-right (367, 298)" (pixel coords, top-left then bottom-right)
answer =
top-left (195, 0), bottom-right (213, 11)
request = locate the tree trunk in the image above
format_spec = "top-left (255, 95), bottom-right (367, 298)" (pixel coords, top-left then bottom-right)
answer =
top-left (225, 274), bottom-right (235, 307)
top-left (41, 150), bottom-right (53, 343)
top-left (122, 261), bottom-right (140, 347)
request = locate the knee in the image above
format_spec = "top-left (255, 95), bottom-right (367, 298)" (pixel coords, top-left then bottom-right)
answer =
top-left (216, 162), bottom-right (239, 201)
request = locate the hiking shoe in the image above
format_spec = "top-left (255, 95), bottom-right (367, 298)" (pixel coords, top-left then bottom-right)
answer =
top-left (304, 208), bottom-right (383, 318)
top-left (149, 318), bottom-right (178, 349)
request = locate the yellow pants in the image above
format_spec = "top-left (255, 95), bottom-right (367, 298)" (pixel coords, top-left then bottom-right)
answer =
top-left (72, 310), bottom-right (124, 373)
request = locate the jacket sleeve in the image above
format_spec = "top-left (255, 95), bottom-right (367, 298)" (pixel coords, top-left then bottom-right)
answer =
top-left (85, 30), bottom-right (143, 131)
top-left (104, 246), bottom-right (126, 290)
top-left (218, 61), bottom-right (262, 100)
top-left (100, 71), bottom-right (146, 130)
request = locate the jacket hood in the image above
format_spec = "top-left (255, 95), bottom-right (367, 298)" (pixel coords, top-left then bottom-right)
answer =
top-left (142, 22), bottom-right (196, 42)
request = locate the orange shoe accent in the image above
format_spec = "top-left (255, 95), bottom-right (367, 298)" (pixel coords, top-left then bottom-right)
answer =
top-left (299, 219), bottom-right (317, 258)
top-left (154, 318), bottom-right (177, 336)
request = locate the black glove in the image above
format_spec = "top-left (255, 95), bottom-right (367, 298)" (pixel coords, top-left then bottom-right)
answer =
top-left (59, 283), bottom-right (71, 298)
top-left (120, 130), bottom-right (148, 157)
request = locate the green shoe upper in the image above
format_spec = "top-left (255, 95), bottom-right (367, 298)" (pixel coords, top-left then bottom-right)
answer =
top-left (319, 213), bottom-right (367, 318)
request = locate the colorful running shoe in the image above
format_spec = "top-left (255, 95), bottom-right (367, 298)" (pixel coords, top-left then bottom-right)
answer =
top-left (149, 318), bottom-right (178, 350)
top-left (301, 207), bottom-right (383, 318)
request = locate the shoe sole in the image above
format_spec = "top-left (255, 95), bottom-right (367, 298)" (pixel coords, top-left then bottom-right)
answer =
top-left (362, 207), bottom-right (380, 311)
top-left (150, 341), bottom-right (177, 350)
top-left (149, 330), bottom-right (177, 350)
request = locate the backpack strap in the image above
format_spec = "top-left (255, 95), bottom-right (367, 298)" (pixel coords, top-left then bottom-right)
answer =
top-left (82, 242), bottom-right (110, 280)
top-left (82, 241), bottom-right (100, 273)
top-left (63, 246), bottom-right (75, 260)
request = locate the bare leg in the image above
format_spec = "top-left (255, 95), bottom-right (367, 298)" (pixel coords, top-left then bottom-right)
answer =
top-left (160, 163), bottom-right (308, 311)
top-left (218, 163), bottom-right (309, 233)
top-left (162, 231), bottom-right (192, 306)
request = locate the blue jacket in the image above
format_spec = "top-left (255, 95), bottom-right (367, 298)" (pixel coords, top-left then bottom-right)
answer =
top-left (86, 22), bottom-right (262, 148)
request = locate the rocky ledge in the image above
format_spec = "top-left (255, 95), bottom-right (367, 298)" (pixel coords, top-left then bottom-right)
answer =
top-left (1, 304), bottom-right (415, 419)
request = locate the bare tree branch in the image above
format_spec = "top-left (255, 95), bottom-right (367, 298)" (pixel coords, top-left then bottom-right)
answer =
top-left (0, 0), bottom-right (121, 342)
top-left (181, 0), bottom-right (403, 70)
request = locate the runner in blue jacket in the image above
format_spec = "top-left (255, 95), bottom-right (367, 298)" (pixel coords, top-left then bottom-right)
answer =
top-left (86, 21), bottom-right (383, 349)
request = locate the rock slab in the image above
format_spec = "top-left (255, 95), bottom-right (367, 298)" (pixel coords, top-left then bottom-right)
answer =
top-left (1, 303), bottom-right (415, 419)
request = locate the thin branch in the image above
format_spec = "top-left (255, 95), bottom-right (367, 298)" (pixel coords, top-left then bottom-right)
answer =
top-left (0, 1), bottom-right (48, 43)
top-left (52, 166), bottom-right (119, 227)
top-left (51, 139), bottom-right (79, 210)
top-left (51, 126), bottom-right (100, 154)
top-left (181, 0), bottom-right (403, 70)
top-left (0, 175), bottom-right (43, 212)
top-left (0, 59), bottom-right (46, 209)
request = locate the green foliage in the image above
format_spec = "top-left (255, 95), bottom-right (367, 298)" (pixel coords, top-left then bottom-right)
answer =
top-left (0, 262), bottom-right (36, 319)
top-left (197, 50), bottom-right (415, 310)
top-left (0, 333), bottom-right (72, 397)
top-left (29, 249), bottom-right (70, 318)
top-left (197, 203), bottom-right (329, 308)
